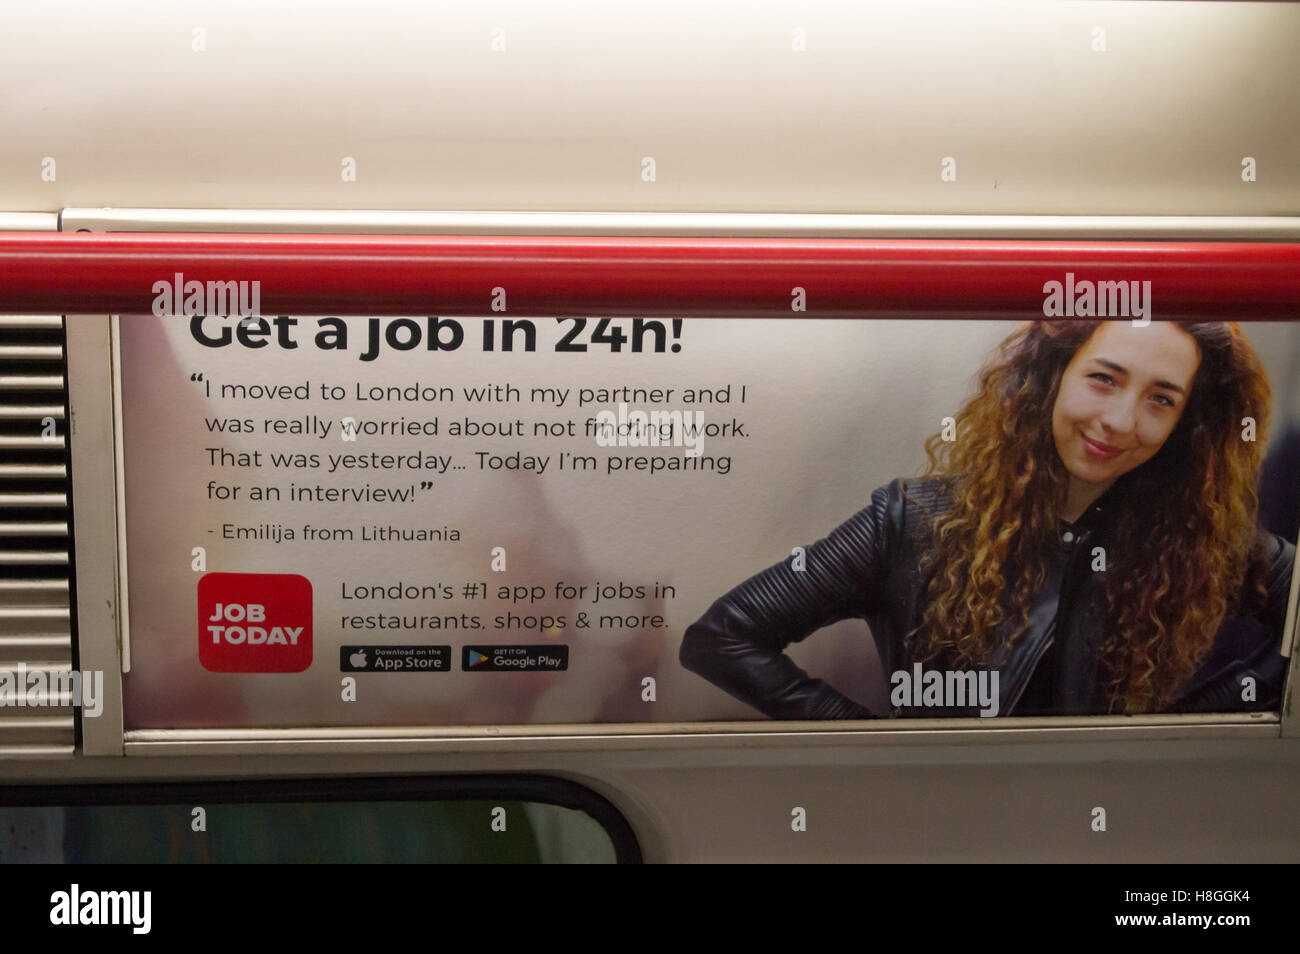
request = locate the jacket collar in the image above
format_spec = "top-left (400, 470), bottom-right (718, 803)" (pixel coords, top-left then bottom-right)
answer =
top-left (1061, 479), bottom-right (1126, 535)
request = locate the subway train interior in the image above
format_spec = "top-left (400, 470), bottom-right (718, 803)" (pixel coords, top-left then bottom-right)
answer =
top-left (1, 0), bottom-right (1298, 891)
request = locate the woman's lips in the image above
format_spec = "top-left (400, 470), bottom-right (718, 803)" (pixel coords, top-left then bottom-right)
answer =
top-left (1082, 433), bottom-right (1123, 460)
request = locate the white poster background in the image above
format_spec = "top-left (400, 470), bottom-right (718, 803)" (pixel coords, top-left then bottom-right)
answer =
top-left (117, 316), bottom-right (1300, 728)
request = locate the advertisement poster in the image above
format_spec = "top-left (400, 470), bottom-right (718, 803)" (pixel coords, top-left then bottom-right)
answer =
top-left (118, 315), bottom-right (1300, 728)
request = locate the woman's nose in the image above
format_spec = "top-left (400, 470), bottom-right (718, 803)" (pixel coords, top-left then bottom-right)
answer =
top-left (1099, 396), bottom-right (1139, 435)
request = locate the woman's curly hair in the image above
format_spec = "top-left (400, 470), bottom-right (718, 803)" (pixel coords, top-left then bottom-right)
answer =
top-left (904, 320), bottom-right (1273, 714)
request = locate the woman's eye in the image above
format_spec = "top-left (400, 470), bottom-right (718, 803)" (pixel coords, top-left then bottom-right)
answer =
top-left (1086, 372), bottom-right (1174, 408)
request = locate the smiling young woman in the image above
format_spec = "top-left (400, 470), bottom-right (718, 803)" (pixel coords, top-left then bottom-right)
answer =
top-left (680, 320), bottom-right (1295, 719)
top-left (1051, 322), bottom-right (1201, 523)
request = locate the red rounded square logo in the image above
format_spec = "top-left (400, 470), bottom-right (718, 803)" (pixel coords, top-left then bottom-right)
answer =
top-left (198, 573), bottom-right (313, 673)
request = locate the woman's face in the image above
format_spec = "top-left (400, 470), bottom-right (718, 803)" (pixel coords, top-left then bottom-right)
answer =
top-left (1051, 322), bottom-right (1202, 494)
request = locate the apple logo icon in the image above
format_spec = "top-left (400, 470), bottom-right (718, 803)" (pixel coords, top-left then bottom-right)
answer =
top-left (350, 650), bottom-right (367, 669)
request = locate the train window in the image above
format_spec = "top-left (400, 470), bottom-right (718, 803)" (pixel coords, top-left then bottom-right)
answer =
top-left (0, 776), bottom-right (640, 863)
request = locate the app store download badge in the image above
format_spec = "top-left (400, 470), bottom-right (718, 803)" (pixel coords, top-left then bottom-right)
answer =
top-left (462, 645), bottom-right (568, 671)
top-left (198, 573), bottom-right (313, 673)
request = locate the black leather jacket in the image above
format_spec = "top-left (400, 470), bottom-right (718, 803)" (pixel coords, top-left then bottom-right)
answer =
top-left (680, 476), bottom-right (1296, 719)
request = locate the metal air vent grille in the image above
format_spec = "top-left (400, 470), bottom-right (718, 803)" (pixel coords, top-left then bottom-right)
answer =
top-left (0, 316), bottom-right (75, 757)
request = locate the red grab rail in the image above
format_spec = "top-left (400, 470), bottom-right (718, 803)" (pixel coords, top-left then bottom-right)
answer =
top-left (1, 231), bottom-right (1298, 318)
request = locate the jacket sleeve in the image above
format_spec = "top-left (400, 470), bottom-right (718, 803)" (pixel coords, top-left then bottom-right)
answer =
top-left (1246, 530), bottom-right (1295, 637)
top-left (679, 480), bottom-right (898, 720)
top-left (1175, 529), bottom-right (1296, 712)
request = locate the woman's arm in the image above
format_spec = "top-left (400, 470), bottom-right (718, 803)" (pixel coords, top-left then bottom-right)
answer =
top-left (679, 479), bottom-right (899, 720)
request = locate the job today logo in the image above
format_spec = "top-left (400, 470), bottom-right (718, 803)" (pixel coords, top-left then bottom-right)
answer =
top-left (198, 572), bottom-right (312, 672)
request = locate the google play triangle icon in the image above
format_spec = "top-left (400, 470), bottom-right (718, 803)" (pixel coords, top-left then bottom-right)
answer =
top-left (467, 650), bottom-right (488, 668)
